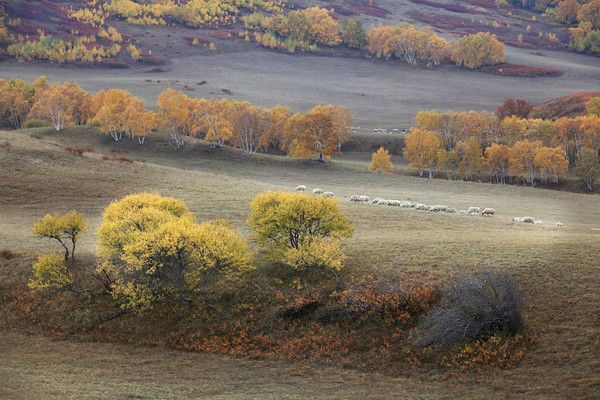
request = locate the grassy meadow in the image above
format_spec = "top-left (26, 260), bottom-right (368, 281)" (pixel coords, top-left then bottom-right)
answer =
top-left (1, 126), bottom-right (599, 398)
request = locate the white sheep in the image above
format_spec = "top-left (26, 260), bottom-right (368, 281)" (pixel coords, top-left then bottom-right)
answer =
top-left (482, 208), bottom-right (496, 217)
top-left (415, 204), bottom-right (429, 211)
top-left (446, 208), bottom-right (457, 213)
top-left (295, 185), bottom-right (306, 192)
top-left (349, 195), bottom-right (358, 202)
top-left (522, 217), bottom-right (535, 224)
top-left (512, 217), bottom-right (523, 223)
top-left (322, 191), bottom-right (334, 198)
top-left (387, 200), bottom-right (401, 207)
top-left (313, 188), bottom-right (324, 195)
top-left (459, 210), bottom-right (468, 215)
top-left (467, 207), bottom-right (481, 215)
top-left (400, 201), bottom-right (412, 208)
top-left (428, 205), bottom-right (447, 212)
top-left (376, 199), bottom-right (389, 205)
top-left (371, 198), bottom-right (383, 205)
top-left (357, 195), bottom-right (369, 203)
top-left (534, 220), bottom-right (543, 225)
top-left (555, 222), bottom-right (562, 227)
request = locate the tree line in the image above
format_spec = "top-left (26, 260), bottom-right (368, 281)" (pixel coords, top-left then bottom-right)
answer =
top-left (0, 76), bottom-right (352, 161)
top-left (402, 104), bottom-right (600, 189)
top-left (242, 7), bottom-right (506, 69)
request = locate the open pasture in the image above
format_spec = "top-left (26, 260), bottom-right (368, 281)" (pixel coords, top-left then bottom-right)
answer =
top-left (1, 127), bottom-right (599, 398)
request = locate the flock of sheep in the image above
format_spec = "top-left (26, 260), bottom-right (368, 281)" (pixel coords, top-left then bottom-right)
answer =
top-left (294, 185), bottom-right (562, 227)
top-left (350, 127), bottom-right (406, 134)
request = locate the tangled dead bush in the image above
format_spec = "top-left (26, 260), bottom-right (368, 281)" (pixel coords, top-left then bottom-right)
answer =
top-left (418, 269), bottom-right (523, 347)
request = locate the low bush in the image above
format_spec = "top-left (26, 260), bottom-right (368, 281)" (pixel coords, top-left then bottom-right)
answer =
top-left (100, 154), bottom-right (133, 163)
top-left (418, 269), bottom-right (524, 347)
top-left (65, 146), bottom-right (93, 156)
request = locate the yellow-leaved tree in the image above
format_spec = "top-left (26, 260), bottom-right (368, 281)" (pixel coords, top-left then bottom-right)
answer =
top-left (32, 210), bottom-right (88, 261)
top-left (97, 193), bottom-right (252, 310)
top-left (368, 146), bottom-right (394, 173)
top-left (403, 128), bottom-right (443, 178)
top-left (247, 191), bottom-right (354, 285)
top-left (29, 210), bottom-right (88, 292)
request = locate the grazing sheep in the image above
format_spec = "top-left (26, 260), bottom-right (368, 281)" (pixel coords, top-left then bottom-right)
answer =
top-left (429, 205), bottom-right (448, 212)
top-left (371, 198), bottom-right (383, 205)
top-left (322, 191), bottom-right (334, 198)
top-left (400, 201), bottom-right (412, 208)
top-left (482, 208), bottom-right (496, 217)
top-left (522, 217), bottom-right (535, 224)
top-left (459, 210), bottom-right (468, 215)
top-left (295, 185), bottom-right (306, 192)
top-left (415, 203), bottom-right (429, 211)
top-left (357, 195), bottom-right (369, 203)
top-left (313, 188), bottom-right (324, 195)
top-left (555, 222), bottom-right (562, 227)
top-left (387, 200), bottom-right (401, 207)
top-left (512, 217), bottom-right (523, 223)
top-left (376, 199), bottom-right (389, 205)
top-left (534, 220), bottom-right (543, 225)
top-left (446, 208), bottom-right (457, 213)
top-left (349, 195), bottom-right (358, 202)
top-left (467, 207), bottom-right (481, 215)
top-left (409, 202), bottom-right (417, 208)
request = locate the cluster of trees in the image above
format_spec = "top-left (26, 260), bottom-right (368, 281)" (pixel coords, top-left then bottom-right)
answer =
top-left (0, 77), bottom-right (93, 130)
top-left (367, 27), bottom-right (504, 69)
top-left (242, 7), bottom-right (359, 52)
top-left (70, 0), bottom-right (284, 28)
top-left (365, 24), bottom-right (450, 67)
top-left (550, 0), bottom-right (600, 54)
top-left (403, 106), bottom-right (600, 188)
top-left (404, 128), bottom-right (570, 185)
top-left (2, 77), bottom-right (353, 161)
top-left (155, 88), bottom-right (352, 159)
top-left (8, 31), bottom-right (122, 64)
top-left (29, 191), bottom-right (354, 310)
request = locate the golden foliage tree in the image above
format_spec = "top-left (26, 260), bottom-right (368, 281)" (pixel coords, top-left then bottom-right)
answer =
top-left (32, 210), bottom-right (88, 260)
top-left (450, 32), bottom-right (505, 69)
top-left (574, 146), bottom-right (600, 190)
top-left (509, 140), bottom-right (542, 185)
top-left (403, 128), bottom-right (443, 178)
top-left (485, 143), bottom-right (511, 184)
top-left (97, 193), bottom-right (252, 310)
top-left (0, 79), bottom-right (35, 128)
top-left (29, 82), bottom-right (93, 131)
top-left (534, 146), bottom-right (569, 183)
top-left (248, 191), bottom-right (353, 266)
top-left (557, 0), bottom-right (580, 24)
top-left (368, 146), bottom-right (394, 173)
top-left (456, 138), bottom-right (484, 180)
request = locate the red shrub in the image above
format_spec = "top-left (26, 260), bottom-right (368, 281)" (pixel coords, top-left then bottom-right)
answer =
top-left (480, 63), bottom-right (564, 77)
top-left (101, 154), bottom-right (133, 163)
top-left (65, 146), bottom-right (93, 156)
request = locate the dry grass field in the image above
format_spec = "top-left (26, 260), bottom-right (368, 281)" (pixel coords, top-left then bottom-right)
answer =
top-left (2, 44), bottom-right (600, 129)
top-left (1, 126), bottom-right (599, 398)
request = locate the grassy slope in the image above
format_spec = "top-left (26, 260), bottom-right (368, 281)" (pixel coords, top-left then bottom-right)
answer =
top-left (1, 127), bottom-right (599, 398)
